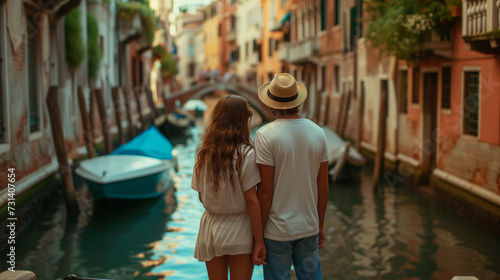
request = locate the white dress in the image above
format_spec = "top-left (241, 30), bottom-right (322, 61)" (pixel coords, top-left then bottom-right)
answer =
top-left (191, 146), bottom-right (261, 261)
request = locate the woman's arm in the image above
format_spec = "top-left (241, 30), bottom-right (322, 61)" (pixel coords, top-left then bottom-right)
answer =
top-left (244, 187), bottom-right (267, 266)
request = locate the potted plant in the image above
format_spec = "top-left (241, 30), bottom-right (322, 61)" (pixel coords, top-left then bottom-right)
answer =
top-left (447, 0), bottom-right (462, 18)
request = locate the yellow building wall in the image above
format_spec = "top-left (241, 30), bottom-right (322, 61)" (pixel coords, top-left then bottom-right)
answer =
top-left (203, 13), bottom-right (221, 73)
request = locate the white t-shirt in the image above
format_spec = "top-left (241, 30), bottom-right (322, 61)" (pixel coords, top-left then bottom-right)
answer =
top-left (254, 118), bottom-right (328, 241)
top-left (192, 146), bottom-right (261, 214)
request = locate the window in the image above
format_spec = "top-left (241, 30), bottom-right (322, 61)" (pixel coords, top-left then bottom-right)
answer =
top-left (400, 70), bottom-right (408, 113)
top-left (0, 3), bottom-right (5, 144)
top-left (321, 65), bottom-right (326, 91)
top-left (412, 66), bottom-right (420, 104)
top-left (334, 65), bottom-right (340, 93)
top-left (357, 0), bottom-right (363, 37)
top-left (188, 62), bottom-right (195, 77)
top-left (334, 0), bottom-right (340, 26)
top-left (463, 71), bottom-right (479, 136)
top-left (269, 38), bottom-right (273, 57)
top-left (132, 56), bottom-right (137, 87)
top-left (188, 38), bottom-right (195, 56)
top-left (245, 41), bottom-right (248, 58)
top-left (27, 15), bottom-right (40, 133)
top-left (350, 7), bottom-right (357, 51)
top-left (441, 66), bottom-right (451, 109)
top-left (320, 0), bottom-right (326, 31)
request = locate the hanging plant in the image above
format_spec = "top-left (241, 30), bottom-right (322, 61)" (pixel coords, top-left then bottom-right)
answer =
top-left (119, 2), bottom-right (157, 45)
top-left (87, 14), bottom-right (101, 79)
top-left (365, 0), bottom-right (456, 62)
top-left (152, 44), bottom-right (177, 77)
top-left (160, 52), bottom-right (178, 77)
top-left (64, 8), bottom-right (85, 71)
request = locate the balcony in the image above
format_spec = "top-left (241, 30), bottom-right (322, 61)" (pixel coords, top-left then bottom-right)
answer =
top-left (462, 0), bottom-right (500, 54)
top-left (227, 29), bottom-right (236, 42)
top-left (248, 52), bottom-right (259, 66)
top-left (288, 38), bottom-right (319, 63)
top-left (415, 30), bottom-right (453, 59)
top-left (119, 13), bottom-right (143, 43)
top-left (278, 42), bottom-right (289, 62)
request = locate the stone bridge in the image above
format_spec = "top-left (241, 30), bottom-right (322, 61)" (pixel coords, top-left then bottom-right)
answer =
top-left (162, 82), bottom-right (274, 122)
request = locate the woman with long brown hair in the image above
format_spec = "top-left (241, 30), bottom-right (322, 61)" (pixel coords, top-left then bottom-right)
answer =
top-left (192, 95), bottom-right (267, 279)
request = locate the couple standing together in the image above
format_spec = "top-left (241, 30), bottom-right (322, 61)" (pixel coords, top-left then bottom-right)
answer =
top-left (191, 73), bottom-right (329, 280)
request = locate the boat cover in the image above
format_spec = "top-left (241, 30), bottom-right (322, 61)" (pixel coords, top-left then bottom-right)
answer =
top-left (111, 125), bottom-right (173, 160)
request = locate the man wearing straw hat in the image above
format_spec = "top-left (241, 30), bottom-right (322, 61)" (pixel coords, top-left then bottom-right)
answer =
top-left (254, 73), bottom-right (329, 279)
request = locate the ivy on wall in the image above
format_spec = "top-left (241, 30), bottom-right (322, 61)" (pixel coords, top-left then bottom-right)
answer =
top-left (365, 0), bottom-right (460, 62)
top-left (87, 14), bottom-right (101, 79)
top-left (152, 45), bottom-right (177, 77)
top-left (119, 2), bottom-right (157, 45)
top-left (65, 8), bottom-right (85, 71)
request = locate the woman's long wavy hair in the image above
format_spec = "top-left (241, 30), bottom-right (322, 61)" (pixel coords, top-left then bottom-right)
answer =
top-left (194, 95), bottom-right (253, 193)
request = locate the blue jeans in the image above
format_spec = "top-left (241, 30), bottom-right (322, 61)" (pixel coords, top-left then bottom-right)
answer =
top-left (263, 234), bottom-right (322, 280)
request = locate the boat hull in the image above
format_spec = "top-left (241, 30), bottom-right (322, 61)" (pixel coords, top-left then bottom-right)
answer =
top-left (84, 170), bottom-right (173, 200)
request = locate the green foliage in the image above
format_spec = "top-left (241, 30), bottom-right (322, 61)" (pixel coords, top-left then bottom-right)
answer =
top-left (65, 8), bottom-right (85, 72)
top-left (152, 44), bottom-right (168, 59)
top-left (160, 52), bottom-right (178, 77)
top-left (119, 2), bottom-right (157, 45)
top-left (365, 0), bottom-right (454, 62)
top-left (87, 14), bottom-right (101, 79)
top-left (152, 44), bottom-right (177, 77)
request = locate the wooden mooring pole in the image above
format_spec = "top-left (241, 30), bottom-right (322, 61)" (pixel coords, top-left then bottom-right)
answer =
top-left (144, 87), bottom-right (158, 120)
top-left (373, 80), bottom-right (388, 189)
top-left (112, 87), bottom-right (125, 145)
top-left (95, 87), bottom-right (113, 154)
top-left (134, 86), bottom-right (146, 130)
top-left (122, 87), bottom-right (136, 138)
top-left (46, 86), bottom-right (79, 215)
top-left (77, 86), bottom-right (95, 158)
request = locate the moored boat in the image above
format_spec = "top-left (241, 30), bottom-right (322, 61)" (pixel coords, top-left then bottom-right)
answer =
top-left (76, 125), bottom-right (177, 200)
top-left (75, 155), bottom-right (172, 200)
top-left (322, 126), bottom-right (366, 181)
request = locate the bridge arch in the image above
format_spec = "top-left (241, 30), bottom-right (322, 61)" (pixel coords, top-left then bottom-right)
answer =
top-left (163, 82), bottom-right (274, 122)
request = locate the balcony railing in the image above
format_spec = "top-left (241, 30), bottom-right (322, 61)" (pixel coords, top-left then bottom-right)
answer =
top-left (417, 30), bottom-right (453, 59)
top-left (462, 0), bottom-right (500, 53)
top-left (289, 39), bottom-right (314, 63)
top-left (119, 13), bottom-right (143, 43)
top-left (227, 29), bottom-right (236, 42)
top-left (278, 42), bottom-right (290, 61)
top-left (248, 52), bottom-right (259, 66)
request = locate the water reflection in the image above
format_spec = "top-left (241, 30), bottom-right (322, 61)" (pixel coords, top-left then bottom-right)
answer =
top-left (322, 167), bottom-right (500, 280)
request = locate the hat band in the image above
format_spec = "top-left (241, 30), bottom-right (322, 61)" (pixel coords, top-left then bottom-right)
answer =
top-left (267, 90), bottom-right (298, 103)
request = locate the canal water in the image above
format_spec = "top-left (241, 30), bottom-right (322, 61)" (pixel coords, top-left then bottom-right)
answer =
top-left (3, 113), bottom-right (500, 279)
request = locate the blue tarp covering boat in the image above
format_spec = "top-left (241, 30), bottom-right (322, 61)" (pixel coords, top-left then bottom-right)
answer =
top-left (111, 125), bottom-right (173, 160)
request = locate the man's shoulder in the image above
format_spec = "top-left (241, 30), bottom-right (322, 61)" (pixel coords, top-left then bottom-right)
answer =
top-left (255, 121), bottom-right (277, 135)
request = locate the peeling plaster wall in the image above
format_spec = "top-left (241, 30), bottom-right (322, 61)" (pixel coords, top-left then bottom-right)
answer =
top-left (0, 6), bottom-right (53, 192)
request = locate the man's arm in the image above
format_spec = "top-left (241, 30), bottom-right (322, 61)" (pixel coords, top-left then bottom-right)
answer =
top-left (258, 164), bottom-right (274, 229)
top-left (317, 161), bottom-right (329, 249)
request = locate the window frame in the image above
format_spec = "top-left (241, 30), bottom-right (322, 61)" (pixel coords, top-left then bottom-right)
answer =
top-left (0, 2), bottom-right (10, 153)
top-left (441, 65), bottom-right (451, 110)
top-left (26, 13), bottom-right (43, 141)
top-left (399, 69), bottom-right (408, 114)
top-left (412, 66), bottom-right (420, 105)
top-left (462, 67), bottom-right (481, 138)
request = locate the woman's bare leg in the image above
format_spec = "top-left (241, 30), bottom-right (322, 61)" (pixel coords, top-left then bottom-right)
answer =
top-left (206, 255), bottom-right (228, 280)
top-left (228, 254), bottom-right (253, 280)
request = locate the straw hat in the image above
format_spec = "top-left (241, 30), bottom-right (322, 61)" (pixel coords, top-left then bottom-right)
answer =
top-left (258, 73), bottom-right (307, 110)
